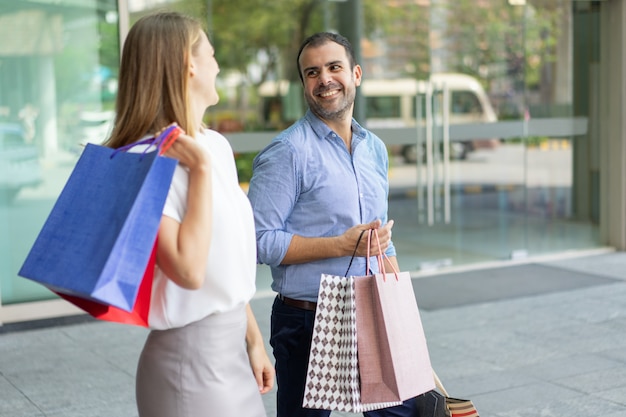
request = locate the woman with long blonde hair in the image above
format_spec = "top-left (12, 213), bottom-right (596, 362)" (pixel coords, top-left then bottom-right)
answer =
top-left (105, 11), bottom-right (273, 417)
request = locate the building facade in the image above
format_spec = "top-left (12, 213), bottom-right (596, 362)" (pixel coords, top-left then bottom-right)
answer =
top-left (0, 0), bottom-right (624, 324)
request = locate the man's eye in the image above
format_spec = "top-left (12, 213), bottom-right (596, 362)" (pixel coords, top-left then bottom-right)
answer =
top-left (306, 71), bottom-right (318, 78)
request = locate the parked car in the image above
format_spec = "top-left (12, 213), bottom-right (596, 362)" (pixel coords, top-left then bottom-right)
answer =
top-left (0, 123), bottom-right (43, 201)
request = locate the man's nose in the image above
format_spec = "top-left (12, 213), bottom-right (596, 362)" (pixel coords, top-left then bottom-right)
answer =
top-left (318, 71), bottom-right (332, 85)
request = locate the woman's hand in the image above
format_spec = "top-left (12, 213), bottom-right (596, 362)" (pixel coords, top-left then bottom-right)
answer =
top-left (245, 304), bottom-right (275, 394)
top-left (157, 124), bottom-right (210, 171)
top-left (247, 340), bottom-right (275, 394)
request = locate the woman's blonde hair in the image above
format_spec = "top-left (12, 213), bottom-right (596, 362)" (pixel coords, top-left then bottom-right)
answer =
top-left (105, 12), bottom-right (204, 148)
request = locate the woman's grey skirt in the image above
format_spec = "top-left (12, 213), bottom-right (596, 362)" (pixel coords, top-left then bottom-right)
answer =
top-left (136, 305), bottom-right (266, 417)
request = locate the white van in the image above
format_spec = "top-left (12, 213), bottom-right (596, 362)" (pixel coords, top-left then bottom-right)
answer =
top-left (258, 73), bottom-right (498, 161)
top-left (362, 73), bottom-right (499, 162)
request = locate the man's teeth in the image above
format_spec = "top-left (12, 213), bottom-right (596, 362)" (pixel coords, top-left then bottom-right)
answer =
top-left (320, 90), bottom-right (338, 97)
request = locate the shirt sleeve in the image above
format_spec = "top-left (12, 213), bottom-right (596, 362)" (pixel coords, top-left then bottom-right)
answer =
top-left (162, 164), bottom-right (188, 223)
top-left (374, 134), bottom-right (397, 258)
top-left (247, 140), bottom-right (298, 267)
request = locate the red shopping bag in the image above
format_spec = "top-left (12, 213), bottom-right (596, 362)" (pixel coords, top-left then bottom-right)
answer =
top-left (56, 238), bottom-right (157, 327)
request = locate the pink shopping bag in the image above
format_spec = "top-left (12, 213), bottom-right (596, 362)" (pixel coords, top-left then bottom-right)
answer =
top-left (354, 229), bottom-right (435, 403)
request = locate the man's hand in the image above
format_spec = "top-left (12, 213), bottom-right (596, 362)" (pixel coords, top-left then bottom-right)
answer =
top-left (343, 219), bottom-right (394, 257)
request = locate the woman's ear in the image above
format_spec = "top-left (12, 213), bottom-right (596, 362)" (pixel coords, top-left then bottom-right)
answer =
top-left (188, 53), bottom-right (196, 78)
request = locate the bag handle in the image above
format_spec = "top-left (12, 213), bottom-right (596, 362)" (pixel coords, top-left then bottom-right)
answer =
top-left (433, 370), bottom-right (450, 398)
top-left (343, 229), bottom-right (367, 277)
top-left (110, 124), bottom-right (181, 158)
top-left (365, 228), bottom-right (399, 281)
top-left (157, 125), bottom-right (181, 155)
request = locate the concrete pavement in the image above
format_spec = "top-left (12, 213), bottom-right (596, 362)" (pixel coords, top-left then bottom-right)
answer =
top-left (2, 251), bottom-right (626, 416)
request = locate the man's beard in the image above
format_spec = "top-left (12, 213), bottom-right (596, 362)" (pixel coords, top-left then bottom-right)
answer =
top-left (305, 84), bottom-right (355, 121)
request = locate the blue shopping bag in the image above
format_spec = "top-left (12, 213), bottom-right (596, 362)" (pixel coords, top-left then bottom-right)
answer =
top-left (19, 128), bottom-right (179, 312)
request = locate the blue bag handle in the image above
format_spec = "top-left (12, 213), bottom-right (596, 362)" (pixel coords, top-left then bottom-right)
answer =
top-left (110, 124), bottom-right (180, 159)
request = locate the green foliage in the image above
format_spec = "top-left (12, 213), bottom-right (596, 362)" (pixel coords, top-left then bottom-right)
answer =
top-left (234, 151), bottom-right (259, 183)
top-left (442, 0), bottom-right (565, 91)
top-left (173, 0), bottom-right (413, 84)
top-left (176, 0), bottom-right (326, 84)
top-left (54, 17), bottom-right (120, 109)
top-left (363, 0), bottom-right (430, 79)
top-left (137, 0), bottom-right (569, 129)
top-left (98, 20), bottom-right (121, 77)
top-left (506, 136), bottom-right (548, 147)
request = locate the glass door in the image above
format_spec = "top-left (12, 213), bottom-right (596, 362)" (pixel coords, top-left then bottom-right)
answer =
top-left (384, 0), bottom-right (599, 272)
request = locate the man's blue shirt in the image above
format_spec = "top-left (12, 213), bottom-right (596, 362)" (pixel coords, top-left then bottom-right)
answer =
top-left (247, 110), bottom-right (395, 302)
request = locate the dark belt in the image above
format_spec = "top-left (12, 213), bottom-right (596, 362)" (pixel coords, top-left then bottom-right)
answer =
top-left (278, 294), bottom-right (317, 311)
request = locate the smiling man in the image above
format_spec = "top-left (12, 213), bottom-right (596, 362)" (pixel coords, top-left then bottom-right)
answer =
top-left (247, 32), bottom-right (419, 417)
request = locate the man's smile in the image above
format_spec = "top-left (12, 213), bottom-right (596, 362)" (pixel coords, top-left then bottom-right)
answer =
top-left (319, 89), bottom-right (340, 98)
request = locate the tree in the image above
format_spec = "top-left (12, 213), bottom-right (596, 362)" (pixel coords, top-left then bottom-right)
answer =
top-left (174, 0), bottom-right (324, 85)
top-left (171, 0), bottom-right (407, 83)
top-left (442, 0), bottom-right (565, 106)
top-left (373, 0), bottom-right (430, 80)
top-left (163, 0), bottom-right (402, 128)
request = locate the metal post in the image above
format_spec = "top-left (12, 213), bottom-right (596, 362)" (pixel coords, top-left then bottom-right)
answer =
top-left (337, 0), bottom-right (366, 125)
top-left (442, 83), bottom-right (451, 223)
top-left (117, 0), bottom-right (130, 52)
top-left (425, 83), bottom-right (434, 225)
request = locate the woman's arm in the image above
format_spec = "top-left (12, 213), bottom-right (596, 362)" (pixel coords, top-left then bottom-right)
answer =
top-left (245, 304), bottom-right (275, 394)
top-left (156, 131), bottom-right (213, 290)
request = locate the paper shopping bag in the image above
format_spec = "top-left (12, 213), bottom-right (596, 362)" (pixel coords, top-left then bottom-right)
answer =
top-left (433, 371), bottom-right (480, 417)
top-left (302, 273), bottom-right (402, 413)
top-left (354, 229), bottom-right (435, 404)
top-left (19, 129), bottom-right (178, 312)
top-left (354, 272), bottom-right (436, 402)
top-left (55, 237), bottom-right (157, 327)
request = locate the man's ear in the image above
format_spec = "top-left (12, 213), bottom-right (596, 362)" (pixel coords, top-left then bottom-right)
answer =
top-left (353, 64), bottom-right (363, 87)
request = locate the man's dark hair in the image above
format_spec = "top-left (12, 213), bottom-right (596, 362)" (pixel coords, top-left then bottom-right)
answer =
top-left (296, 32), bottom-right (357, 83)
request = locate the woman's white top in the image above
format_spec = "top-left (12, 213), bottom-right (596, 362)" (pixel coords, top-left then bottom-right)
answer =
top-left (145, 128), bottom-right (256, 330)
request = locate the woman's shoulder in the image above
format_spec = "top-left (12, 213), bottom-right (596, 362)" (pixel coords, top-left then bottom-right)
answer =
top-left (198, 128), bottom-right (232, 150)
top-left (200, 127), bottom-right (228, 141)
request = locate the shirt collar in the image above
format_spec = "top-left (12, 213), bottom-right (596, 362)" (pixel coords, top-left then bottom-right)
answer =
top-left (304, 109), bottom-right (368, 146)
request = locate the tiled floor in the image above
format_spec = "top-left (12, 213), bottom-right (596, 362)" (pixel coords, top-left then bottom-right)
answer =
top-left (2, 251), bottom-right (626, 417)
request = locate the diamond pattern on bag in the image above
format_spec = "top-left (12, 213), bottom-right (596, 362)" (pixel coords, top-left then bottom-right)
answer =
top-left (302, 274), bottom-right (402, 413)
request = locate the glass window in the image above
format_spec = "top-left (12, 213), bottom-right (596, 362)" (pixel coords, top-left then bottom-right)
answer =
top-left (450, 91), bottom-right (483, 115)
top-left (0, 1), bottom-right (120, 305)
top-left (365, 96), bottom-right (402, 119)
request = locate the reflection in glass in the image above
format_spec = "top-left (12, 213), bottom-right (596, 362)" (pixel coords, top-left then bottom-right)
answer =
top-left (0, 1), bottom-right (120, 304)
